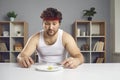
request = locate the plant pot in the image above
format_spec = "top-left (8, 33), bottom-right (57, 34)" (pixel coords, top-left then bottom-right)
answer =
top-left (88, 17), bottom-right (92, 21)
top-left (10, 17), bottom-right (15, 21)
top-left (16, 31), bottom-right (22, 36)
top-left (16, 34), bottom-right (22, 36)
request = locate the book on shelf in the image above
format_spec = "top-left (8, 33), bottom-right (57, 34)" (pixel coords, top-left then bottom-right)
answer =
top-left (0, 43), bottom-right (8, 52)
top-left (0, 27), bottom-right (3, 36)
top-left (96, 57), bottom-right (104, 63)
top-left (0, 54), bottom-right (2, 61)
top-left (93, 41), bottom-right (104, 51)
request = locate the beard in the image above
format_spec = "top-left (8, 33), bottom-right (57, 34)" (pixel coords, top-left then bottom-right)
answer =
top-left (46, 29), bottom-right (58, 36)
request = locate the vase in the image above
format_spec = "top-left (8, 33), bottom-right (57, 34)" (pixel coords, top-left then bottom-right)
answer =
top-left (88, 17), bottom-right (92, 21)
top-left (10, 17), bottom-right (15, 21)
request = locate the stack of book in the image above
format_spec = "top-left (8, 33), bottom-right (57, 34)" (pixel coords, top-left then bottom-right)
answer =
top-left (96, 57), bottom-right (104, 63)
top-left (93, 41), bottom-right (104, 51)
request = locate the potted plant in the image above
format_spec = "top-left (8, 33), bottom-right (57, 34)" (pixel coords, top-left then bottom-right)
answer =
top-left (83, 7), bottom-right (97, 21)
top-left (7, 11), bottom-right (17, 21)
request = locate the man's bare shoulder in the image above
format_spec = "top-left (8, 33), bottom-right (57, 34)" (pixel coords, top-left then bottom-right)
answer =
top-left (29, 32), bottom-right (40, 41)
top-left (63, 31), bottom-right (73, 39)
top-left (62, 31), bottom-right (75, 44)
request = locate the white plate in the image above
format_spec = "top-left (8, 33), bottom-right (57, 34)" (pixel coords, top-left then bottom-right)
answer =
top-left (35, 65), bottom-right (63, 72)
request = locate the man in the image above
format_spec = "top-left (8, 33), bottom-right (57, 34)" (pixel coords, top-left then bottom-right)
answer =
top-left (17, 7), bottom-right (84, 69)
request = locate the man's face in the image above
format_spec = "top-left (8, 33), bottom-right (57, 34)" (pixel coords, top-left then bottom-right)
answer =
top-left (43, 20), bottom-right (60, 36)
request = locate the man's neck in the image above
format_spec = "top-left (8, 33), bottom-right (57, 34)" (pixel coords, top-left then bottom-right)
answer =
top-left (43, 31), bottom-right (58, 45)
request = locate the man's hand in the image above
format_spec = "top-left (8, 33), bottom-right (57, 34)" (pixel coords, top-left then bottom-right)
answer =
top-left (61, 57), bottom-right (81, 69)
top-left (17, 55), bottom-right (34, 68)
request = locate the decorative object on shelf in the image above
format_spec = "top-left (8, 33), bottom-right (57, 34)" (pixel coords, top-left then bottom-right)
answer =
top-left (3, 31), bottom-right (9, 36)
top-left (7, 11), bottom-right (17, 21)
top-left (81, 43), bottom-right (89, 51)
top-left (84, 43), bottom-right (89, 50)
top-left (83, 7), bottom-right (97, 21)
top-left (81, 31), bottom-right (86, 36)
top-left (77, 28), bottom-right (80, 37)
top-left (16, 31), bottom-right (22, 36)
top-left (14, 43), bottom-right (23, 51)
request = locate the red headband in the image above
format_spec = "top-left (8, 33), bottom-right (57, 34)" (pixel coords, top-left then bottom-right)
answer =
top-left (43, 17), bottom-right (60, 20)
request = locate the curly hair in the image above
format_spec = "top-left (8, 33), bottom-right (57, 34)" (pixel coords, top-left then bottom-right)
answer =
top-left (40, 7), bottom-right (62, 23)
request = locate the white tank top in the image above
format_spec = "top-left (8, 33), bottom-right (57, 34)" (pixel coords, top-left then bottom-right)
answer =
top-left (36, 29), bottom-right (67, 63)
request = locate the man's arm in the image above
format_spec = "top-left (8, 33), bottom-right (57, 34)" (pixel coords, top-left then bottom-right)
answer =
top-left (17, 33), bottom-right (40, 68)
top-left (62, 32), bottom-right (84, 68)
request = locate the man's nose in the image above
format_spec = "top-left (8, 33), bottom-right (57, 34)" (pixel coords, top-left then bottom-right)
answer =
top-left (49, 24), bottom-right (54, 29)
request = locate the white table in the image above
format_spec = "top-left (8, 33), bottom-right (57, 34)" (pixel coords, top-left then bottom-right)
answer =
top-left (0, 63), bottom-right (120, 80)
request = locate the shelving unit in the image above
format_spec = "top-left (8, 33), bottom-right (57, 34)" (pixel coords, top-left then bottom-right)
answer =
top-left (74, 20), bottom-right (106, 63)
top-left (0, 21), bottom-right (28, 62)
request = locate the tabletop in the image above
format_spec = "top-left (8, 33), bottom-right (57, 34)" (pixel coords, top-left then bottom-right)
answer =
top-left (0, 63), bottom-right (120, 80)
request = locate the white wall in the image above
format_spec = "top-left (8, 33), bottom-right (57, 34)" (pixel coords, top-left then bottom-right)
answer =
top-left (110, 0), bottom-right (120, 62)
top-left (110, 0), bottom-right (120, 53)
top-left (115, 0), bottom-right (120, 53)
